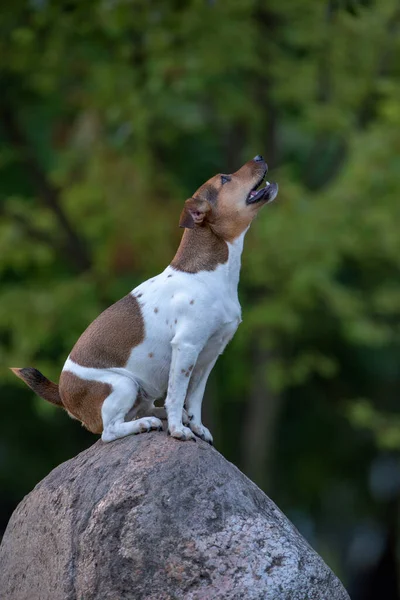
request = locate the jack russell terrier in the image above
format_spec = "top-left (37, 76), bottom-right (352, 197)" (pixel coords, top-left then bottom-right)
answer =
top-left (12, 156), bottom-right (278, 444)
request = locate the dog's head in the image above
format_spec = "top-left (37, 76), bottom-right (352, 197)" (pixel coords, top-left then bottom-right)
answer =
top-left (179, 156), bottom-right (278, 241)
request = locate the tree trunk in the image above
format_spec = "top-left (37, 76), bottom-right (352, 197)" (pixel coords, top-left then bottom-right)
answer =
top-left (242, 344), bottom-right (283, 490)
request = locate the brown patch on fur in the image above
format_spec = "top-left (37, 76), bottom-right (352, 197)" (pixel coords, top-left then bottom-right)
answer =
top-left (172, 158), bottom-right (269, 270)
top-left (177, 364), bottom-right (195, 378)
top-left (171, 227), bottom-right (228, 273)
top-left (149, 352), bottom-right (154, 358)
top-left (70, 294), bottom-right (144, 369)
top-left (175, 158), bottom-right (268, 248)
top-left (193, 182), bottom-right (218, 205)
top-left (59, 371), bottom-right (111, 434)
top-left (214, 195), bottom-right (255, 242)
top-left (210, 160), bottom-right (268, 242)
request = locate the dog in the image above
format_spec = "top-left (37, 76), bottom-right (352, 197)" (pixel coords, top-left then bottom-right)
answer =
top-left (11, 155), bottom-right (278, 444)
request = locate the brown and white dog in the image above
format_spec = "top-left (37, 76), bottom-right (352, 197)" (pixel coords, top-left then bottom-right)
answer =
top-left (12, 156), bottom-right (278, 444)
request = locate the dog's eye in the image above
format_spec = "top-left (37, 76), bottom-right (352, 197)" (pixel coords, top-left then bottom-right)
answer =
top-left (221, 175), bottom-right (231, 185)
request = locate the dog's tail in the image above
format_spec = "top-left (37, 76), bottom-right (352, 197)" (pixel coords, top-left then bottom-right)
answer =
top-left (10, 367), bottom-right (63, 407)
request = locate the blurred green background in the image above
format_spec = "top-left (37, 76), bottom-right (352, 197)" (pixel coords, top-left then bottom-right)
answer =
top-left (1, 0), bottom-right (400, 597)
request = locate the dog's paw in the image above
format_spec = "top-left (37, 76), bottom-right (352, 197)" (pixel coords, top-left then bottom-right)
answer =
top-left (168, 424), bottom-right (196, 441)
top-left (137, 417), bottom-right (163, 433)
top-left (189, 422), bottom-right (213, 445)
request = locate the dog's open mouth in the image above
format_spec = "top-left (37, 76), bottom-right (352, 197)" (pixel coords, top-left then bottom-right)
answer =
top-left (246, 175), bottom-right (279, 205)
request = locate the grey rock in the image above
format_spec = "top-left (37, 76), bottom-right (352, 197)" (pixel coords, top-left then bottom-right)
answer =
top-left (0, 432), bottom-right (350, 600)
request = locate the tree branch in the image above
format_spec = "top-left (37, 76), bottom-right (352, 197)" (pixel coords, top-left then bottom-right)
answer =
top-left (0, 103), bottom-right (92, 272)
top-left (0, 203), bottom-right (63, 249)
top-left (357, 5), bottom-right (400, 129)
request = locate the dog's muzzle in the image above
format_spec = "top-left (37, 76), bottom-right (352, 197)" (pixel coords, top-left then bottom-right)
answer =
top-left (246, 161), bottom-right (278, 205)
top-left (247, 181), bottom-right (279, 204)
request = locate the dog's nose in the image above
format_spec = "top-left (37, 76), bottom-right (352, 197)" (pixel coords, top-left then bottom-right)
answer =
top-left (253, 155), bottom-right (264, 162)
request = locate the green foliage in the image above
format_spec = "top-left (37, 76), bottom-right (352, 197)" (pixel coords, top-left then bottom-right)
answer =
top-left (348, 400), bottom-right (400, 450)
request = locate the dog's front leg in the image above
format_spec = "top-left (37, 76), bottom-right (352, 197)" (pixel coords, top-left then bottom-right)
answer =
top-left (184, 341), bottom-right (226, 444)
top-left (165, 340), bottom-right (200, 441)
top-left (185, 324), bottom-right (239, 444)
top-left (185, 359), bottom-right (217, 444)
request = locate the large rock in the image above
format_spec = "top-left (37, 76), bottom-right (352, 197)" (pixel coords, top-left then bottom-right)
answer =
top-left (0, 432), bottom-right (350, 600)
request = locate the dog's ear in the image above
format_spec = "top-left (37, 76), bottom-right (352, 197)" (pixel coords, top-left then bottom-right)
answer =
top-left (179, 198), bottom-right (211, 229)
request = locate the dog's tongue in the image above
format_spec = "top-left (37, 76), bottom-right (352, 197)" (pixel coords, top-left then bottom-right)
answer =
top-left (249, 181), bottom-right (270, 198)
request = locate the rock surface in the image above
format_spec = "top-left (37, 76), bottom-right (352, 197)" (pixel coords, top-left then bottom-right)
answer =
top-left (0, 432), bottom-right (350, 600)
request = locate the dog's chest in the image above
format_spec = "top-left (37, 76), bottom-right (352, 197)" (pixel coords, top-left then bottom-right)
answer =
top-left (126, 264), bottom-right (241, 396)
top-left (137, 267), bottom-right (240, 339)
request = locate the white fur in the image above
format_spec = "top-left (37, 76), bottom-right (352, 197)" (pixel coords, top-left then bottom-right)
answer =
top-left (62, 232), bottom-right (246, 443)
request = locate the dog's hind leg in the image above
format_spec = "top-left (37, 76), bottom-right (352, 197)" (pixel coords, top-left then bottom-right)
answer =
top-left (101, 377), bottom-right (162, 443)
